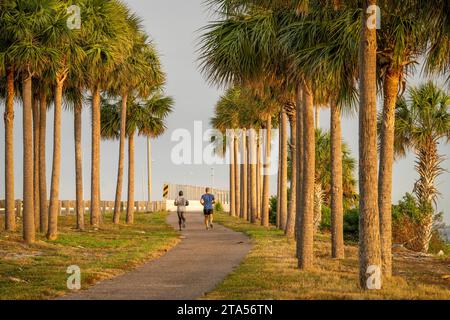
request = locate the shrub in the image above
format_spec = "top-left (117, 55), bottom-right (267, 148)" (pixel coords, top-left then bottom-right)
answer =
top-left (343, 208), bottom-right (359, 241)
top-left (214, 201), bottom-right (224, 212)
top-left (318, 205), bottom-right (359, 240)
top-left (320, 205), bottom-right (331, 230)
top-left (269, 196), bottom-right (277, 225)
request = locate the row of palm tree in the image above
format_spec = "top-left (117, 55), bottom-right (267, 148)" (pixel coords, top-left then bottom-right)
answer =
top-left (0, 1), bottom-right (170, 242)
top-left (199, 0), bottom-right (449, 289)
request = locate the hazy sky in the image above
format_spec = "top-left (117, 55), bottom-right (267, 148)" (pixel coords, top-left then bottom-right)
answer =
top-left (0, 0), bottom-right (449, 223)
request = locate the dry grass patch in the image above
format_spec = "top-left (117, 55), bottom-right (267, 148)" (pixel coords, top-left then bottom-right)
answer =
top-left (205, 212), bottom-right (450, 300)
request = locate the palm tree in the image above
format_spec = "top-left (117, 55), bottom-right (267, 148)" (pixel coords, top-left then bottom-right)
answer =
top-left (47, 2), bottom-right (84, 240)
top-left (80, 0), bottom-right (133, 228)
top-left (3, 0), bottom-right (61, 243)
top-left (390, 82), bottom-right (450, 253)
top-left (0, 4), bottom-right (16, 231)
top-left (211, 88), bottom-right (241, 216)
top-left (358, 0), bottom-right (382, 289)
top-left (101, 93), bottom-right (173, 224)
top-left (113, 35), bottom-right (164, 223)
top-left (375, 0), bottom-right (430, 278)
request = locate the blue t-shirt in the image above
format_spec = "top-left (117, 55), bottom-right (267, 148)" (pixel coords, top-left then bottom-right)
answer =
top-left (201, 193), bottom-right (215, 210)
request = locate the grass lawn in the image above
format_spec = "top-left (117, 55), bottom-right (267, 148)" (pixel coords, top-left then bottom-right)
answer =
top-left (206, 212), bottom-right (450, 300)
top-left (0, 212), bottom-right (179, 300)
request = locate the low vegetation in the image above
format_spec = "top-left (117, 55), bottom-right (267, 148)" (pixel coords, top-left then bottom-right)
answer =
top-left (205, 212), bottom-right (450, 300)
top-left (0, 212), bottom-right (179, 300)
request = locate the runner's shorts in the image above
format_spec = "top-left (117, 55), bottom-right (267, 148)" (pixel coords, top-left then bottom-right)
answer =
top-left (203, 208), bottom-right (213, 215)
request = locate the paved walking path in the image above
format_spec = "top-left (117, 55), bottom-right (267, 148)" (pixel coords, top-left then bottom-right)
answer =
top-left (61, 212), bottom-right (251, 300)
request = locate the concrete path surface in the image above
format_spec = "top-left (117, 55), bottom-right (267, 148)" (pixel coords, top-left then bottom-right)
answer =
top-left (61, 212), bottom-right (251, 300)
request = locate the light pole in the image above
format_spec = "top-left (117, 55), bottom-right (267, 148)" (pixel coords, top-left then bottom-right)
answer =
top-left (147, 137), bottom-right (152, 203)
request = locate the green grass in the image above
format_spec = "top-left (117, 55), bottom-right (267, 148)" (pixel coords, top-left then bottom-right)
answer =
top-left (205, 212), bottom-right (450, 300)
top-left (0, 212), bottom-right (179, 300)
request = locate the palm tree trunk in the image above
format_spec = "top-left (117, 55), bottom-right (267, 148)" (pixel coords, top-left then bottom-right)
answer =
top-left (90, 85), bottom-right (101, 227)
top-left (279, 112), bottom-right (288, 230)
top-left (234, 134), bottom-right (240, 218)
top-left (22, 74), bottom-right (35, 244)
top-left (286, 113), bottom-right (297, 238)
top-left (32, 95), bottom-right (40, 231)
top-left (276, 119), bottom-right (281, 228)
top-left (330, 102), bottom-right (345, 259)
top-left (247, 135), bottom-right (252, 222)
top-left (39, 90), bottom-right (48, 233)
top-left (113, 93), bottom-right (128, 224)
top-left (126, 133), bottom-right (135, 224)
top-left (229, 131), bottom-right (236, 216)
top-left (240, 129), bottom-right (248, 220)
top-left (4, 66), bottom-right (16, 231)
top-left (47, 80), bottom-right (64, 240)
top-left (413, 143), bottom-right (439, 253)
top-left (358, 0), bottom-right (382, 289)
top-left (296, 85), bottom-right (304, 252)
top-left (314, 182), bottom-right (323, 231)
top-left (74, 99), bottom-right (84, 230)
top-left (256, 135), bottom-right (261, 220)
top-left (378, 68), bottom-right (401, 277)
top-left (298, 80), bottom-right (315, 270)
top-left (261, 118), bottom-right (272, 227)
top-left (249, 129), bottom-right (258, 223)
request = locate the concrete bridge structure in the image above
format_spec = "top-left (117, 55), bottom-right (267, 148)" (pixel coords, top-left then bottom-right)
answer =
top-left (163, 183), bottom-right (230, 212)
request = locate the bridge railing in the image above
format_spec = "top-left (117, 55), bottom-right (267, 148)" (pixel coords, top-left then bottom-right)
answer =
top-left (0, 200), bottom-right (165, 217)
top-left (164, 183), bottom-right (230, 204)
top-left (163, 183), bottom-right (230, 212)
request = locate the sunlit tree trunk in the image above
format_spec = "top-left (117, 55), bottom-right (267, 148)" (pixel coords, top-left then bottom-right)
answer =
top-left (296, 85), bottom-right (304, 255)
top-left (229, 131), bottom-right (236, 216)
top-left (249, 129), bottom-right (258, 223)
top-left (39, 90), bottom-right (48, 233)
top-left (286, 110), bottom-right (297, 238)
top-left (234, 133), bottom-right (240, 218)
top-left (4, 66), bottom-right (16, 231)
top-left (413, 142), bottom-right (440, 253)
top-left (256, 135), bottom-right (261, 220)
top-left (113, 93), bottom-right (128, 224)
top-left (261, 118), bottom-right (272, 227)
top-left (279, 112), bottom-right (288, 230)
top-left (22, 74), bottom-right (35, 244)
top-left (74, 98), bottom-right (84, 230)
top-left (32, 95), bottom-right (40, 231)
top-left (90, 85), bottom-right (101, 227)
top-left (247, 134), bottom-right (252, 222)
top-left (240, 129), bottom-right (248, 220)
top-left (47, 79), bottom-right (65, 240)
top-left (276, 117), bottom-right (281, 228)
top-left (330, 102), bottom-right (345, 259)
top-left (314, 183), bottom-right (323, 231)
top-left (298, 80), bottom-right (315, 270)
top-left (378, 68), bottom-right (401, 277)
top-left (358, 0), bottom-right (382, 289)
top-left (126, 133), bottom-right (135, 224)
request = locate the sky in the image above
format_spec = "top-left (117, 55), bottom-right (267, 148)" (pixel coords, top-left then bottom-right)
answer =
top-left (0, 0), bottom-right (449, 223)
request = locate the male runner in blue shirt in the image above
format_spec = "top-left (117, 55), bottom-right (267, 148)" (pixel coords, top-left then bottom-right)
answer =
top-left (200, 187), bottom-right (215, 230)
